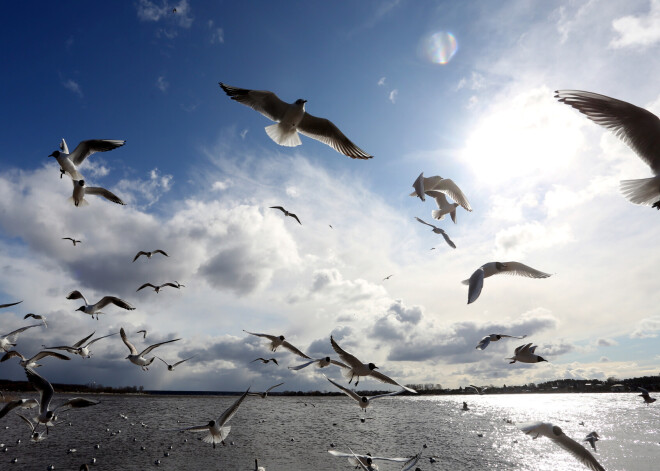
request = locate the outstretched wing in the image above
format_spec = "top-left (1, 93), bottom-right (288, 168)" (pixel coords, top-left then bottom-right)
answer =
top-left (243, 330), bottom-right (279, 342)
top-left (298, 112), bottom-right (373, 159)
top-left (140, 338), bottom-right (181, 357)
top-left (133, 251), bottom-right (149, 262)
top-left (501, 262), bottom-right (551, 279)
top-left (120, 328), bottom-right (138, 355)
top-left (466, 268), bottom-right (485, 304)
top-left (281, 340), bottom-right (311, 359)
top-left (85, 186), bottom-right (125, 205)
top-left (69, 139), bottom-right (126, 166)
top-left (369, 370), bottom-right (417, 393)
top-left (219, 83), bottom-right (290, 122)
top-left (0, 300), bottom-right (22, 309)
top-left (326, 376), bottom-right (361, 403)
top-left (66, 290), bottom-right (88, 305)
top-left (96, 296), bottom-right (135, 310)
top-left (86, 331), bottom-right (119, 347)
top-left (217, 388), bottom-right (251, 426)
top-left (330, 336), bottom-right (363, 369)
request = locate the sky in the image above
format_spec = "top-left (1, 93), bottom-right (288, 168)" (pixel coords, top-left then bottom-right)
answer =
top-left (1, 0), bottom-right (660, 393)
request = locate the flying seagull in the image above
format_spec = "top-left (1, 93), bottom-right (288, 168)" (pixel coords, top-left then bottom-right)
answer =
top-left (475, 334), bottom-right (527, 350)
top-left (132, 250), bottom-right (169, 262)
top-left (16, 412), bottom-right (46, 442)
top-left (0, 300), bottom-right (22, 309)
top-left (556, 90), bottom-right (660, 209)
top-left (517, 421), bottom-right (605, 471)
top-left (462, 262), bottom-right (552, 304)
top-left (62, 237), bottom-right (82, 246)
top-left (0, 324), bottom-right (43, 352)
top-left (23, 313), bottom-right (47, 328)
top-left (120, 327), bottom-right (180, 371)
top-left (0, 398), bottom-right (39, 420)
top-left (136, 282), bottom-right (183, 293)
top-left (45, 331), bottom-right (119, 358)
top-left (383, 274), bottom-right (394, 281)
top-left (288, 356), bottom-right (348, 371)
top-left (638, 387), bottom-right (656, 404)
top-left (243, 330), bottom-right (311, 359)
top-left (414, 217), bottom-right (456, 248)
top-left (251, 357), bottom-right (279, 365)
top-left (1, 350), bottom-right (70, 368)
top-left (157, 355), bottom-right (197, 371)
top-left (410, 173), bottom-right (472, 212)
top-left (219, 83), bottom-right (372, 159)
top-left (507, 343), bottom-right (547, 364)
top-left (426, 190), bottom-right (459, 223)
top-left (49, 139), bottom-right (125, 180)
top-left (330, 336), bottom-right (417, 392)
top-left (248, 382), bottom-right (284, 399)
top-left (584, 432), bottom-right (599, 451)
top-left (69, 179), bottom-right (125, 206)
top-left (66, 290), bottom-right (135, 320)
top-left (328, 447), bottom-right (421, 471)
top-left (269, 206), bottom-right (301, 225)
top-left (325, 376), bottom-right (405, 412)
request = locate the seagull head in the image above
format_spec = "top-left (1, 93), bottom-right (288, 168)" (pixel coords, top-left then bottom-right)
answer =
top-left (76, 180), bottom-right (85, 187)
top-left (368, 362), bottom-right (378, 370)
top-left (324, 356), bottom-right (331, 362)
top-left (278, 335), bottom-right (285, 341)
top-left (207, 420), bottom-right (216, 427)
top-left (551, 425), bottom-right (563, 436)
top-left (48, 151), bottom-right (60, 158)
top-left (294, 99), bottom-right (307, 106)
top-left (75, 306), bottom-right (85, 312)
top-left (361, 397), bottom-right (368, 404)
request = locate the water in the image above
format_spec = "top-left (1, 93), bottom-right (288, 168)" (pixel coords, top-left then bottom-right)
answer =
top-left (1, 392), bottom-right (658, 470)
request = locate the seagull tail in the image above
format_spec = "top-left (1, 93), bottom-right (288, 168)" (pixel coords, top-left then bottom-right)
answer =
top-left (265, 123), bottom-right (302, 147)
top-left (67, 196), bottom-right (89, 207)
top-left (431, 209), bottom-right (446, 220)
top-left (620, 176), bottom-right (660, 206)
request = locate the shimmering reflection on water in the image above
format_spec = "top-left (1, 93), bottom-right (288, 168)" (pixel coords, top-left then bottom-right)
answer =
top-left (1, 393), bottom-right (658, 470)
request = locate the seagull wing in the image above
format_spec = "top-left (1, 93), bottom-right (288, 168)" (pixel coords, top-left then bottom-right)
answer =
top-left (298, 112), bottom-right (373, 159)
top-left (369, 389), bottom-right (407, 400)
top-left (289, 213), bottom-right (302, 225)
top-left (55, 397), bottom-right (99, 412)
top-left (59, 138), bottom-right (69, 154)
top-left (140, 338), bottom-right (181, 357)
top-left (269, 206), bottom-right (286, 214)
top-left (133, 251), bottom-right (149, 262)
top-left (369, 370), bottom-right (417, 393)
top-left (0, 300), bottom-right (22, 309)
top-left (16, 412), bottom-right (35, 433)
top-left (69, 139), bottom-right (126, 166)
top-left (30, 351), bottom-right (70, 363)
top-left (173, 355), bottom-right (197, 367)
top-left (330, 336), bottom-right (363, 369)
top-left (476, 336), bottom-right (491, 350)
top-left (0, 399), bottom-right (34, 420)
top-left (500, 262), bottom-right (552, 279)
top-left (219, 83), bottom-right (289, 122)
top-left (441, 231), bottom-right (456, 249)
top-left (3, 324), bottom-right (42, 344)
top-left (499, 334), bottom-right (527, 339)
top-left (265, 382), bottom-right (284, 393)
top-left (0, 351), bottom-right (24, 362)
top-left (162, 282), bottom-right (182, 289)
top-left (281, 340), bottom-right (311, 359)
top-left (216, 388), bottom-right (250, 426)
top-left (288, 360), bottom-right (317, 370)
top-left (85, 331), bottom-right (119, 347)
top-left (72, 331), bottom-right (96, 348)
top-left (120, 328), bottom-right (138, 355)
top-left (466, 268), bottom-right (485, 304)
top-left (85, 186), bottom-right (125, 205)
top-left (326, 376), bottom-right (362, 403)
top-left (25, 367), bottom-right (54, 416)
top-left (243, 330), bottom-right (279, 342)
top-left (153, 249), bottom-right (168, 257)
top-left (137, 283), bottom-right (156, 292)
top-left (96, 296), bottom-right (135, 310)
top-left (66, 290), bottom-right (88, 305)
top-left (330, 359), bottom-right (349, 369)
top-left (515, 343), bottom-right (533, 355)
top-left (156, 356), bottom-right (170, 367)
top-left (414, 216), bottom-right (436, 229)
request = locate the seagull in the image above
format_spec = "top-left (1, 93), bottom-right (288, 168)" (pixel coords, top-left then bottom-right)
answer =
top-left (517, 421), bottom-right (605, 471)
top-left (25, 367), bottom-right (99, 434)
top-left (49, 139), bottom-right (125, 180)
top-left (66, 290), bottom-right (135, 320)
top-left (0, 398), bottom-right (39, 420)
top-left (584, 432), bottom-right (599, 451)
top-left (45, 331), bottom-right (119, 358)
top-left (330, 336), bottom-right (417, 392)
top-left (243, 330), bottom-right (311, 359)
top-left (269, 206), bottom-right (301, 225)
top-left (0, 324), bottom-right (42, 352)
top-left (16, 412), bottom-right (47, 442)
top-left (132, 250), bottom-right (169, 262)
top-left (425, 190), bottom-right (459, 223)
top-left (328, 447), bottom-right (420, 471)
top-left (507, 343), bottom-right (547, 364)
top-left (219, 83), bottom-right (372, 159)
top-left (288, 356), bottom-right (348, 371)
top-left (638, 387), bottom-right (656, 404)
top-left (410, 173), bottom-right (472, 212)
top-left (251, 357), bottom-right (278, 365)
top-left (466, 385), bottom-right (486, 395)
top-left (62, 237), bottom-right (82, 246)
top-left (136, 282), bottom-right (183, 293)
top-left (137, 330), bottom-right (147, 339)
top-left (1, 350), bottom-right (70, 368)
top-left (120, 328), bottom-right (180, 371)
top-left (462, 262), bottom-right (552, 304)
top-left (248, 382), bottom-right (284, 399)
top-left (326, 376), bottom-right (405, 412)
top-left (0, 300), bottom-right (22, 309)
top-left (157, 355), bottom-right (197, 371)
top-left (414, 217), bottom-right (456, 248)
top-left (173, 388), bottom-right (250, 448)
top-left (475, 334), bottom-right (527, 350)
top-left (23, 313), bottom-right (48, 328)
top-left (382, 274), bottom-right (394, 281)
top-left (556, 90), bottom-right (660, 209)
top-left (69, 179), bottom-right (125, 206)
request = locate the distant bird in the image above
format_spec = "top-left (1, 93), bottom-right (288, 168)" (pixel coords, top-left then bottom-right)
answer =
top-left (462, 262), bottom-right (552, 304)
top-left (1, 350), bottom-right (69, 368)
top-left (0, 324), bottom-right (42, 352)
top-left (517, 421), bottom-right (605, 471)
top-left (251, 357), bottom-right (278, 365)
top-left (243, 330), bottom-right (311, 359)
top-left (383, 274), bottom-right (394, 281)
top-left (638, 387), bottom-right (656, 404)
top-left (556, 90), bottom-right (660, 209)
top-left (508, 343), bottom-right (547, 364)
top-left (269, 206), bottom-right (301, 225)
top-left (25, 367), bottom-right (99, 433)
top-left (137, 329), bottom-right (147, 339)
top-left (584, 432), bottom-right (599, 451)
top-left (136, 282), bottom-right (183, 293)
top-left (475, 334), bottom-right (527, 350)
top-left (157, 355), bottom-right (197, 371)
top-left (67, 290), bottom-right (135, 320)
top-left (219, 83), bottom-right (372, 159)
top-left (414, 217), bottom-right (456, 248)
top-left (0, 300), bottom-right (22, 309)
top-left (45, 331), bottom-right (119, 358)
top-left (132, 250), bottom-right (169, 262)
top-left (120, 327), bottom-right (180, 371)
top-left (23, 313), bottom-right (47, 328)
top-left (326, 376), bottom-right (404, 411)
top-left (248, 382), bottom-right (284, 399)
top-left (330, 336), bottom-right (417, 392)
top-left (426, 190), bottom-right (459, 223)
top-left (462, 401), bottom-right (469, 411)
top-left (0, 398), bottom-right (39, 420)
top-left (49, 139), bottom-right (125, 180)
top-left (69, 179), bottom-right (125, 206)
top-left (410, 173), bottom-right (472, 212)
top-left (174, 388), bottom-right (250, 448)
top-left (288, 356), bottom-right (348, 371)
top-left (466, 385), bottom-right (487, 395)
top-left (62, 237), bottom-right (82, 246)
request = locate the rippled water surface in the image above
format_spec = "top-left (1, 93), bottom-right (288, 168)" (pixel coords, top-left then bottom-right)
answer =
top-left (2, 392), bottom-right (658, 470)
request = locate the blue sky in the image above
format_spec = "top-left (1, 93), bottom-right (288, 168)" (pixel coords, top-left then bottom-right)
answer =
top-left (1, 0), bottom-right (660, 392)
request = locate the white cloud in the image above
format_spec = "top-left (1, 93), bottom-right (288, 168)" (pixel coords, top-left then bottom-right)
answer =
top-left (377, 77), bottom-right (386, 86)
top-left (136, 0), bottom-right (193, 29)
top-left (211, 179), bottom-right (233, 191)
top-left (493, 221), bottom-right (572, 259)
top-left (610, 0), bottom-right (660, 49)
top-left (208, 20), bottom-right (224, 44)
top-left (388, 89), bottom-right (398, 104)
top-left (631, 315), bottom-right (660, 338)
top-left (114, 168), bottom-right (173, 208)
top-left (156, 76), bottom-right (169, 93)
top-left (61, 78), bottom-right (82, 98)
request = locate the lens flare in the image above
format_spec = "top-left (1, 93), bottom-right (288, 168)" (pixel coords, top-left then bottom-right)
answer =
top-left (419, 31), bottom-right (458, 65)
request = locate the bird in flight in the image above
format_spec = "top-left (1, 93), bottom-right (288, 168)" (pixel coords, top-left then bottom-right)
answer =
top-left (137, 282), bottom-right (184, 293)
top-left (23, 313), bottom-right (48, 328)
top-left (120, 328), bottom-right (180, 371)
top-left (157, 355), bottom-right (197, 371)
top-left (219, 83), bottom-right (372, 159)
top-left (0, 300), bottom-right (22, 309)
top-left (414, 217), bottom-right (456, 248)
top-left (251, 357), bottom-right (278, 365)
top-left (269, 206), bottom-right (301, 225)
top-left (507, 343), bottom-right (548, 364)
top-left (382, 274), bottom-right (394, 281)
top-left (69, 180), bottom-right (125, 206)
top-left (132, 250), bottom-right (169, 262)
top-left (62, 237), bottom-right (82, 246)
top-left (638, 387), bottom-right (656, 404)
top-left (49, 138), bottom-right (125, 180)
top-left (243, 330), bottom-right (311, 359)
top-left (463, 261), bottom-right (552, 304)
top-left (66, 290), bottom-right (135, 320)
top-left (475, 334), bottom-right (527, 350)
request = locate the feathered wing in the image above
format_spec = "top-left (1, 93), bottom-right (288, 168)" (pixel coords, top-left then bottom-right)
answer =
top-left (265, 382), bottom-right (284, 393)
top-left (281, 340), bottom-right (311, 359)
top-left (243, 330), bottom-right (279, 342)
top-left (72, 331), bottom-right (96, 348)
top-left (326, 376), bottom-right (362, 403)
top-left (330, 336), bottom-right (363, 370)
top-left (96, 296), bottom-right (135, 310)
top-left (86, 332), bottom-right (119, 347)
top-left (69, 139), bottom-right (126, 166)
top-left (476, 336), bottom-right (491, 350)
top-left (429, 179), bottom-right (472, 211)
top-left (0, 300), bottom-right (22, 309)
top-left (59, 138), bottom-right (69, 154)
top-left (172, 355), bottom-right (197, 367)
top-left (66, 290), bottom-right (88, 305)
top-left (154, 249), bottom-right (168, 256)
top-left (369, 370), bottom-right (417, 393)
top-left (441, 231), bottom-right (456, 249)
top-left (465, 268), bottom-right (485, 304)
top-left (137, 283), bottom-right (156, 292)
top-left (218, 83), bottom-right (290, 122)
top-left (120, 328), bottom-right (138, 355)
top-left (298, 112), bottom-right (373, 159)
top-left (414, 216), bottom-right (436, 229)
top-left (412, 172), bottom-right (426, 200)
top-left (501, 262), bottom-right (552, 279)
top-left (288, 359), bottom-right (317, 371)
top-left (25, 367), bottom-right (54, 416)
top-left (133, 251), bottom-right (149, 262)
top-left (3, 324), bottom-right (42, 344)
top-left (217, 388), bottom-right (251, 426)
top-left (85, 186), bottom-right (125, 205)
top-left (140, 338), bottom-right (181, 357)
top-left (55, 397), bottom-right (99, 412)
top-left (0, 398), bottom-right (38, 420)
top-left (30, 351), bottom-right (70, 363)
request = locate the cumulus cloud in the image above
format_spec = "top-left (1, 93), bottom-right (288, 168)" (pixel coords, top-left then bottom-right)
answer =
top-left (610, 0), bottom-right (660, 49)
top-left (630, 315), bottom-right (660, 338)
top-left (114, 168), bottom-right (173, 208)
top-left (597, 337), bottom-right (618, 347)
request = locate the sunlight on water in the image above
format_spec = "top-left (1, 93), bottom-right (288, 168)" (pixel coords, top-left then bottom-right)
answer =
top-left (419, 31), bottom-right (458, 64)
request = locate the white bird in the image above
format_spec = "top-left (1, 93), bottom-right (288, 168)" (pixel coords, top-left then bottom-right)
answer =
top-left (638, 387), bottom-right (656, 404)
top-left (269, 206), bottom-right (302, 225)
top-left (173, 388), bottom-right (250, 448)
top-left (0, 324), bottom-right (42, 352)
top-left (517, 421), bottom-right (605, 471)
top-left (556, 90), bottom-right (660, 209)
top-left (426, 190), bottom-right (459, 222)
top-left (584, 432), bottom-right (599, 451)
top-left (330, 336), bottom-right (417, 392)
top-left (62, 237), bottom-right (82, 246)
top-left (0, 300), bottom-right (22, 309)
top-left (219, 83), bottom-right (372, 159)
top-left (157, 355), bottom-right (197, 371)
top-left (410, 173), bottom-right (472, 211)
top-left (243, 330), bottom-right (311, 359)
top-left (49, 139), bottom-right (125, 180)
top-left (462, 262), bottom-right (552, 304)
top-left (248, 382), bottom-right (284, 398)
top-left (120, 328), bottom-right (180, 371)
top-left (69, 179), bottom-right (125, 206)
top-left (0, 350), bottom-right (69, 368)
top-left (475, 334), bottom-right (527, 350)
top-left (25, 367), bottom-right (99, 433)
top-left (132, 250), bottom-right (169, 262)
top-left (66, 290), bottom-right (135, 320)
top-left (507, 343), bottom-right (547, 364)
top-left (23, 313), bottom-right (47, 328)
top-left (326, 376), bottom-right (405, 412)
top-left (466, 385), bottom-right (487, 395)
top-left (18, 412), bottom-right (47, 442)
top-left (0, 398), bottom-right (39, 420)
top-left (45, 331), bottom-right (119, 358)
top-left (136, 282), bottom-right (183, 293)
top-left (413, 217), bottom-right (456, 248)
top-left (288, 356), bottom-right (348, 371)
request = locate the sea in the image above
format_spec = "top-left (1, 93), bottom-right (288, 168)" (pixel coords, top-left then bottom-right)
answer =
top-left (1, 392), bottom-right (658, 470)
